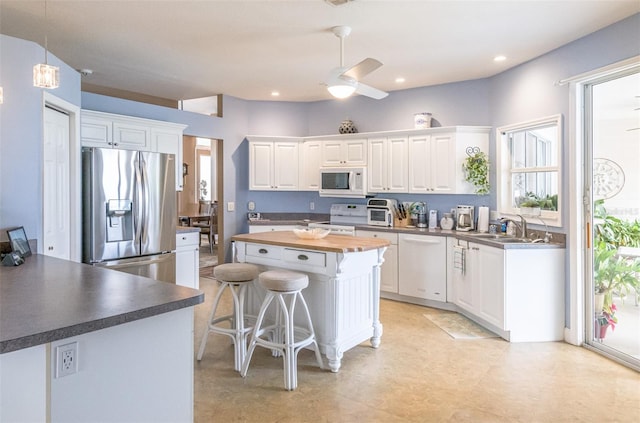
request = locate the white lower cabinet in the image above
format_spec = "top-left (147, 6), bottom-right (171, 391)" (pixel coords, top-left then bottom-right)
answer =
top-left (176, 232), bottom-right (199, 289)
top-left (451, 240), bottom-right (565, 342)
top-left (356, 230), bottom-right (398, 294)
top-left (452, 241), bottom-right (506, 329)
top-left (398, 234), bottom-right (447, 302)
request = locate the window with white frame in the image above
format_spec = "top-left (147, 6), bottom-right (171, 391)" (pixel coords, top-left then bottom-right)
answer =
top-left (496, 115), bottom-right (562, 226)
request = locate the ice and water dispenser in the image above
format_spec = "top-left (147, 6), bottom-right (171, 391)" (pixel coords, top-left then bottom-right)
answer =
top-left (106, 199), bottom-right (134, 242)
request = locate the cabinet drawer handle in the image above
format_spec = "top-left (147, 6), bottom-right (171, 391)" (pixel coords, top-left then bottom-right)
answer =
top-left (298, 254), bottom-right (309, 261)
top-left (259, 248), bottom-right (268, 254)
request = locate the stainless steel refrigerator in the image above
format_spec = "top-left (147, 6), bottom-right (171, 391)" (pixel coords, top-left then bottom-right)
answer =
top-left (82, 147), bottom-right (176, 283)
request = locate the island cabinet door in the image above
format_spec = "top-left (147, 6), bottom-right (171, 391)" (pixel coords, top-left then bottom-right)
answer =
top-left (398, 234), bottom-right (447, 301)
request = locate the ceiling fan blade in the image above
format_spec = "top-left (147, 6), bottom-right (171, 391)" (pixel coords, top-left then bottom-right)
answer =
top-left (355, 82), bottom-right (388, 100)
top-left (342, 58), bottom-right (383, 80)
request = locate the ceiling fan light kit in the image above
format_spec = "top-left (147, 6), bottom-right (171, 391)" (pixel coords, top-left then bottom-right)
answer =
top-left (326, 25), bottom-right (388, 100)
top-left (328, 82), bottom-right (356, 99)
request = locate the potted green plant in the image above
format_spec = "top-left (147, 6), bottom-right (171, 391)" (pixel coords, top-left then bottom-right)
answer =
top-left (593, 200), bottom-right (640, 322)
top-left (462, 151), bottom-right (490, 195)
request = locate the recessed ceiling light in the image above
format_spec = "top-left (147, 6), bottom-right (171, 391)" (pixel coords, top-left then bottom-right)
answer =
top-left (271, 91), bottom-right (280, 97)
top-left (494, 55), bottom-right (507, 62)
top-left (395, 77), bottom-right (406, 83)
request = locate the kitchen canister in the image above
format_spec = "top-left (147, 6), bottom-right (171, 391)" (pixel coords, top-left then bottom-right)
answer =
top-left (414, 112), bottom-right (432, 129)
top-left (440, 213), bottom-right (454, 230)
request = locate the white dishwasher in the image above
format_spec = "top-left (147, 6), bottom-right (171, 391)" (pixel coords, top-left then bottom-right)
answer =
top-left (398, 233), bottom-right (447, 302)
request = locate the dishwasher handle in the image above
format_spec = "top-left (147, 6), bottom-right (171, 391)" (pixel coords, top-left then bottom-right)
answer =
top-left (403, 237), bottom-right (442, 245)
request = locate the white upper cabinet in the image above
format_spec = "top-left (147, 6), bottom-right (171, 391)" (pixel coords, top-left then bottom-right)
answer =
top-left (249, 138), bottom-right (300, 191)
top-left (246, 127), bottom-right (488, 194)
top-left (368, 136), bottom-right (408, 193)
top-left (409, 128), bottom-right (489, 194)
top-left (299, 140), bottom-right (322, 191)
top-left (153, 125), bottom-right (186, 191)
top-left (81, 110), bottom-right (186, 190)
top-left (321, 138), bottom-right (367, 166)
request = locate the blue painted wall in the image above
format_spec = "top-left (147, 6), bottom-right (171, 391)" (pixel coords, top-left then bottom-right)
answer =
top-left (0, 35), bottom-right (81, 242)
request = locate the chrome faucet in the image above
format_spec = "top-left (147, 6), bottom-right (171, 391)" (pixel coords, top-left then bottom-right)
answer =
top-left (501, 215), bottom-right (527, 239)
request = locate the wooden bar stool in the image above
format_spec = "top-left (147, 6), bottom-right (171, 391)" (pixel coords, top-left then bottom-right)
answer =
top-left (197, 263), bottom-right (260, 371)
top-left (240, 269), bottom-right (323, 390)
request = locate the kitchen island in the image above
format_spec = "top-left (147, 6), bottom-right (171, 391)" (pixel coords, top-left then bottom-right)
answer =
top-left (231, 231), bottom-right (389, 372)
top-left (0, 254), bottom-right (203, 422)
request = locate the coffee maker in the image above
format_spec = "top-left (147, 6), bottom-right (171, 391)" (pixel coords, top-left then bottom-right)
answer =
top-left (456, 205), bottom-right (475, 231)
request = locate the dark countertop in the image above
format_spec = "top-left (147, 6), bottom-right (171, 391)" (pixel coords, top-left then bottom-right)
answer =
top-left (0, 255), bottom-right (204, 354)
top-left (355, 225), bottom-right (566, 249)
top-left (247, 212), bottom-right (330, 226)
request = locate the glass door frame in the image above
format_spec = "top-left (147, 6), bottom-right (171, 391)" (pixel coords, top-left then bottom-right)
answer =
top-left (567, 57), bottom-right (640, 370)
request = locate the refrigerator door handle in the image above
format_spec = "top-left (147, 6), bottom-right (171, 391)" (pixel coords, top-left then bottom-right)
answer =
top-left (140, 157), bottom-right (149, 244)
top-left (134, 156), bottom-right (144, 245)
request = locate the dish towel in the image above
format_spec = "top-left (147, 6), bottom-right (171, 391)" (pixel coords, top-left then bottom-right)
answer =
top-left (453, 245), bottom-right (466, 274)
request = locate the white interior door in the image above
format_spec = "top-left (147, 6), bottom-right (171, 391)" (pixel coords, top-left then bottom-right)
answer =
top-left (43, 106), bottom-right (70, 260)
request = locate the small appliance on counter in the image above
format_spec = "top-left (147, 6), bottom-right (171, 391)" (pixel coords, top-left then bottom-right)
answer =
top-left (367, 198), bottom-right (397, 227)
top-left (414, 202), bottom-right (427, 228)
top-left (428, 209), bottom-right (438, 229)
top-left (455, 205), bottom-right (475, 231)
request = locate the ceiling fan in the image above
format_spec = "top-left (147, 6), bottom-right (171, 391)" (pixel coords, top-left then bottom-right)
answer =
top-left (325, 26), bottom-right (388, 100)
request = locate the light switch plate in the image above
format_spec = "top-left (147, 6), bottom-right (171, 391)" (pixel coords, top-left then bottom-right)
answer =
top-left (227, 202), bottom-right (235, 212)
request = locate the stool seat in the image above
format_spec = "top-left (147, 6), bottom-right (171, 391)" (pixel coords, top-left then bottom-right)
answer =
top-left (259, 269), bottom-right (309, 291)
top-left (241, 269), bottom-right (324, 390)
top-left (197, 263), bottom-right (260, 372)
top-left (215, 263), bottom-right (260, 282)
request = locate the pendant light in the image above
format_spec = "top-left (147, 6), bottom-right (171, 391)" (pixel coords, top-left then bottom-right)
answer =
top-left (33, 0), bottom-right (59, 89)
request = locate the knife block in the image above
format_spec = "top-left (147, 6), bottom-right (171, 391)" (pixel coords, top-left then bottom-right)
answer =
top-left (394, 216), bottom-right (410, 228)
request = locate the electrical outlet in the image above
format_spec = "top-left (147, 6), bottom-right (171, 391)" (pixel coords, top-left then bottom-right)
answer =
top-left (247, 201), bottom-right (255, 211)
top-left (310, 201), bottom-right (315, 210)
top-left (56, 342), bottom-right (78, 378)
top-left (227, 201), bottom-right (235, 212)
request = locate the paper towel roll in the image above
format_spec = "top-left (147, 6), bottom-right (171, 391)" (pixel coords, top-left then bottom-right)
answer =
top-left (477, 206), bottom-right (489, 233)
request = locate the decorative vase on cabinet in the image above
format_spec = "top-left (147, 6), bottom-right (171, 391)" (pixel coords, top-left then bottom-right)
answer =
top-left (339, 119), bottom-right (358, 134)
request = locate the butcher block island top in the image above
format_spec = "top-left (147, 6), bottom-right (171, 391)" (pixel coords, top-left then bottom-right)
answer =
top-left (231, 231), bottom-right (390, 252)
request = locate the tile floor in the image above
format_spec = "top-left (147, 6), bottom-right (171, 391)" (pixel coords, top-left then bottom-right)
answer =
top-left (193, 276), bottom-right (640, 422)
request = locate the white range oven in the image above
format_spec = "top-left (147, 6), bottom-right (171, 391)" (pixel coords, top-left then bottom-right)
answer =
top-left (307, 204), bottom-right (368, 236)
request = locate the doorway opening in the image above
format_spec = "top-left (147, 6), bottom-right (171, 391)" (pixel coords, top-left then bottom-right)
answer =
top-left (178, 136), bottom-right (223, 272)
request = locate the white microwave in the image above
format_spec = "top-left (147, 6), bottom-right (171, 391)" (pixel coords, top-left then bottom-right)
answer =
top-left (319, 167), bottom-right (367, 198)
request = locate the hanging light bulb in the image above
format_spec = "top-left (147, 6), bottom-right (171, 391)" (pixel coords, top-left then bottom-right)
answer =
top-left (33, 0), bottom-right (59, 89)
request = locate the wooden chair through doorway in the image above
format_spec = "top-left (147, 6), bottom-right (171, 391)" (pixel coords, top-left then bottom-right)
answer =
top-left (192, 201), bottom-right (217, 253)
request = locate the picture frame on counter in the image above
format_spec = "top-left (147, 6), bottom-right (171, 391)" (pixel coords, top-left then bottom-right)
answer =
top-left (7, 226), bottom-right (31, 257)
